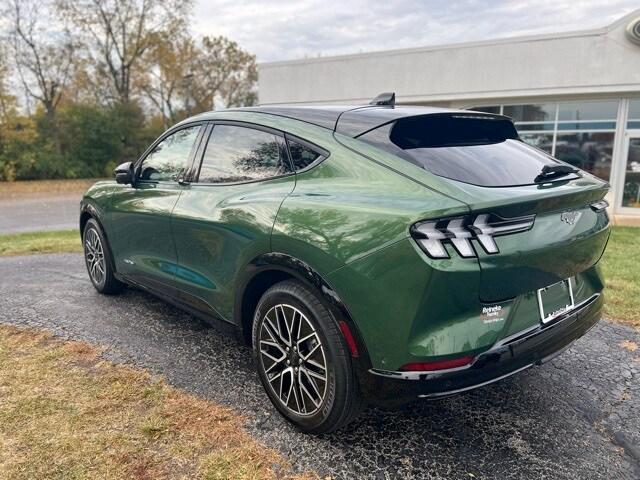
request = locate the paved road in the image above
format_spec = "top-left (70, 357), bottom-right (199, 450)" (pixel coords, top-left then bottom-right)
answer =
top-left (0, 195), bottom-right (80, 233)
top-left (1, 253), bottom-right (639, 480)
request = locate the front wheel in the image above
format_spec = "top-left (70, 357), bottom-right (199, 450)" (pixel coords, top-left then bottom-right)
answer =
top-left (252, 279), bottom-right (363, 433)
top-left (83, 218), bottom-right (124, 295)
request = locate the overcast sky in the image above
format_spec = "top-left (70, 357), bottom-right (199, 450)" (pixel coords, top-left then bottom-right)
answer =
top-left (193, 0), bottom-right (639, 62)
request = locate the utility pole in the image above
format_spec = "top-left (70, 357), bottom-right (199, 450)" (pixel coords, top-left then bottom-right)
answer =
top-left (183, 73), bottom-right (194, 116)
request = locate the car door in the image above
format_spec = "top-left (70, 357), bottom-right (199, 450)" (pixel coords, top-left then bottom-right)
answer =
top-left (109, 123), bottom-right (204, 293)
top-left (171, 122), bottom-right (296, 322)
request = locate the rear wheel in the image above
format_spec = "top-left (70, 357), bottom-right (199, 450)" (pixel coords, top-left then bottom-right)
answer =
top-left (83, 218), bottom-right (124, 294)
top-left (252, 279), bottom-right (362, 433)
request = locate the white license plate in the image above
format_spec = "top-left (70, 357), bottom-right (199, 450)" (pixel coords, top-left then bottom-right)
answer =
top-left (537, 278), bottom-right (575, 324)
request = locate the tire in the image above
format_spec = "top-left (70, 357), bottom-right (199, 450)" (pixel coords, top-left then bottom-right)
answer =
top-left (82, 218), bottom-right (124, 295)
top-left (252, 279), bottom-right (363, 433)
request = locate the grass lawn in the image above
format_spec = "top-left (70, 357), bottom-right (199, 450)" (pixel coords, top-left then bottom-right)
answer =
top-left (0, 229), bottom-right (82, 256)
top-left (601, 226), bottom-right (640, 328)
top-left (0, 325), bottom-right (312, 480)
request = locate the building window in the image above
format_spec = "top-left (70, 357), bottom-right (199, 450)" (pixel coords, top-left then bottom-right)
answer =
top-left (557, 100), bottom-right (618, 121)
top-left (628, 99), bottom-right (640, 129)
top-left (468, 99), bottom-right (620, 181)
top-left (504, 104), bottom-right (556, 122)
top-left (622, 138), bottom-right (640, 208)
top-left (519, 133), bottom-right (554, 154)
top-left (471, 105), bottom-right (501, 115)
top-left (554, 132), bottom-right (614, 181)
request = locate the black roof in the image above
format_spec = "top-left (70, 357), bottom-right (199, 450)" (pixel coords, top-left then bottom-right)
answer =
top-left (226, 104), bottom-right (489, 137)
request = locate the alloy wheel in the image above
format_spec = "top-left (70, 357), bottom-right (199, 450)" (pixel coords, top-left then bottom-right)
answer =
top-left (258, 304), bottom-right (328, 416)
top-left (84, 228), bottom-right (106, 286)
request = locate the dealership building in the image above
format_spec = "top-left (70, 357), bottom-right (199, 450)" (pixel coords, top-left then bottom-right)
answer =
top-left (258, 10), bottom-right (640, 222)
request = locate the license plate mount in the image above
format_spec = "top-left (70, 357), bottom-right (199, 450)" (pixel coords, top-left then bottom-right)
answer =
top-left (537, 278), bottom-right (575, 324)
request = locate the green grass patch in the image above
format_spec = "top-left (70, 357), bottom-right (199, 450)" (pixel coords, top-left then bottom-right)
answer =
top-left (601, 226), bottom-right (640, 328)
top-left (0, 229), bottom-right (82, 256)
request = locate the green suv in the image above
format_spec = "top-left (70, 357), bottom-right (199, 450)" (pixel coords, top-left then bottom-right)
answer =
top-left (80, 93), bottom-right (610, 433)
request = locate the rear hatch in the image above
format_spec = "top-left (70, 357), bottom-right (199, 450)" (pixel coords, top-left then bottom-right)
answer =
top-left (354, 112), bottom-right (611, 301)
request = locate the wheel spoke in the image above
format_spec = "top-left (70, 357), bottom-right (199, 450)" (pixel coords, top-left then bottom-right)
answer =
top-left (260, 347), bottom-right (285, 365)
top-left (301, 365), bottom-right (326, 382)
top-left (296, 331), bottom-right (316, 347)
top-left (294, 372), bottom-right (306, 414)
top-left (301, 367), bottom-right (323, 399)
top-left (291, 375), bottom-right (303, 413)
top-left (301, 341), bottom-right (321, 361)
top-left (305, 358), bottom-right (326, 373)
top-left (260, 339), bottom-right (285, 353)
top-left (283, 368), bottom-right (294, 406)
top-left (300, 381), bottom-right (321, 408)
top-left (264, 314), bottom-right (288, 347)
top-left (268, 370), bottom-right (282, 385)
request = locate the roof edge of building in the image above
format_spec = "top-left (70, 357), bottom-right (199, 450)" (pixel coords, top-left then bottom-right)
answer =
top-left (259, 8), bottom-right (640, 69)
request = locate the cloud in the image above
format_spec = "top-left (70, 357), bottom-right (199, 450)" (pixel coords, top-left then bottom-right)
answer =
top-left (192, 0), bottom-right (639, 62)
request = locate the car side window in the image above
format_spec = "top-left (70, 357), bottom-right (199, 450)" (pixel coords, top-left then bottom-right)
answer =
top-left (287, 139), bottom-right (323, 171)
top-left (197, 125), bottom-right (289, 183)
top-left (139, 125), bottom-right (201, 182)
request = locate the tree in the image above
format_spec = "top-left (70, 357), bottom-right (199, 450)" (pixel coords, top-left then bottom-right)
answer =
top-left (57, 0), bottom-right (192, 105)
top-left (6, 0), bottom-right (76, 154)
top-left (0, 46), bottom-right (17, 122)
top-left (189, 36), bottom-right (258, 112)
top-left (138, 34), bottom-right (257, 125)
top-left (138, 34), bottom-right (198, 128)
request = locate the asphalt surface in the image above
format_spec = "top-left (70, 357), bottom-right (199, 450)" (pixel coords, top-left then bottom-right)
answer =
top-left (1, 253), bottom-right (639, 480)
top-left (0, 195), bottom-right (79, 233)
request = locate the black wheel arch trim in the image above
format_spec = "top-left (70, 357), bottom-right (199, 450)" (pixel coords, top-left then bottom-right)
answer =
top-left (236, 252), bottom-right (372, 370)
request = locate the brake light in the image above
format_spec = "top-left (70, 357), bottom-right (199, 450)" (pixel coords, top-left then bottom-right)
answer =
top-left (400, 355), bottom-right (474, 372)
top-left (411, 213), bottom-right (535, 259)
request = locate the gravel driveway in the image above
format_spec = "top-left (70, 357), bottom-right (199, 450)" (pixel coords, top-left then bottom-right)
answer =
top-left (1, 253), bottom-right (638, 479)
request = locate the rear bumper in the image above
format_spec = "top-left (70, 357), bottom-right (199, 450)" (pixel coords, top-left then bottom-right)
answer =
top-left (363, 293), bottom-right (602, 405)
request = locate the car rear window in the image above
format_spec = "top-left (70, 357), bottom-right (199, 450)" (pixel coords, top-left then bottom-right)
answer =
top-left (357, 114), bottom-right (578, 187)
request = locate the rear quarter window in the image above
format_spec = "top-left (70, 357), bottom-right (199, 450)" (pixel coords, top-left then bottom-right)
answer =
top-left (287, 138), bottom-right (325, 171)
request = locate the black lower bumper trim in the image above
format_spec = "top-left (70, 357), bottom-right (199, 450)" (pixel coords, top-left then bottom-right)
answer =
top-left (362, 293), bottom-right (603, 406)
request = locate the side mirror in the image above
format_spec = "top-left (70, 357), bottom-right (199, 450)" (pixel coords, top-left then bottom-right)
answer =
top-left (114, 162), bottom-right (134, 185)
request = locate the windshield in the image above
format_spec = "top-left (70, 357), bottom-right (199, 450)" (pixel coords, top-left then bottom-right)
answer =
top-left (357, 114), bottom-right (579, 187)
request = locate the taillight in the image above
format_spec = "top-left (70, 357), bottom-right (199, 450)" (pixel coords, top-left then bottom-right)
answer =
top-left (399, 355), bottom-right (475, 372)
top-left (411, 213), bottom-right (535, 259)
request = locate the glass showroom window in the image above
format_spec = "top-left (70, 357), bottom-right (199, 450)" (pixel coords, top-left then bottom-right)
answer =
top-left (471, 106), bottom-right (501, 115)
top-left (469, 100), bottom-right (619, 181)
top-left (554, 101), bottom-right (618, 181)
top-left (507, 103), bottom-right (556, 155)
top-left (554, 132), bottom-right (614, 181)
top-left (622, 100), bottom-right (640, 208)
top-left (628, 99), bottom-right (640, 129)
top-left (622, 138), bottom-right (640, 208)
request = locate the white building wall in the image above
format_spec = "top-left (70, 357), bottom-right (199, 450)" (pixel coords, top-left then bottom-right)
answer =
top-left (258, 10), bottom-right (640, 106)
